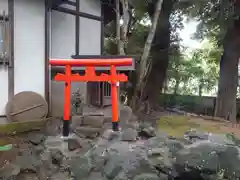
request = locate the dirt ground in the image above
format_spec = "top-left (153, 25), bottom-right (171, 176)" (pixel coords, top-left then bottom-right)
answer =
top-left (190, 117), bottom-right (240, 136)
top-left (156, 111), bottom-right (240, 138)
top-left (0, 135), bottom-right (27, 168)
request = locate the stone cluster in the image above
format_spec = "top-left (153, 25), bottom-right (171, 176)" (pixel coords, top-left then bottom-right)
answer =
top-left (1, 106), bottom-right (240, 180)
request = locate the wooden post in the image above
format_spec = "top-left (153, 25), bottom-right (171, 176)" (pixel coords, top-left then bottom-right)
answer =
top-left (63, 65), bottom-right (71, 137)
top-left (110, 65), bottom-right (119, 131)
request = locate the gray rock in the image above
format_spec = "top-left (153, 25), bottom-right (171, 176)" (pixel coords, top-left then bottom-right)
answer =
top-left (82, 115), bottom-right (105, 128)
top-left (147, 146), bottom-right (173, 175)
top-left (217, 146), bottom-right (240, 178)
top-left (138, 123), bottom-right (156, 139)
top-left (208, 133), bottom-right (235, 145)
top-left (74, 126), bottom-right (101, 139)
top-left (15, 126), bottom-right (240, 180)
top-left (41, 151), bottom-right (52, 162)
top-left (103, 155), bottom-right (123, 179)
top-left (68, 138), bottom-right (82, 151)
top-left (184, 130), bottom-right (209, 143)
top-left (102, 129), bottom-right (121, 141)
top-left (146, 135), bottom-right (168, 149)
top-left (0, 164), bottom-right (20, 179)
top-left (37, 164), bottom-right (59, 180)
top-left (16, 172), bottom-right (39, 180)
top-left (44, 136), bottom-right (63, 149)
top-left (166, 139), bottom-right (184, 156)
top-left (37, 151), bottom-right (59, 180)
top-left (129, 114), bottom-right (138, 122)
top-left (175, 140), bottom-right (240, 179)
top-left (50, 149), bottom-right (64, 165)
top-left (133, 173), bottom-right (161, 180)
top-left (71, 115), bottom-right (83, 126)
top-left (50, 172), bottom-right (70, 180)
top-left (102, 141), bottom-right (157, 180)
top-left (27, 132), bottom-right (46, 145)
top-left (83, 144), bottom-right (108, 172)
top-left (71, 156), bottom-right (92, 179)
top-left (34, 145), bottom-right (45, 155)
top-left (119, 106), bottom-right (133, 127)
top-left (144, 131), bottom-right (240, 179)
top-left (121, 128), bottom-right (138, 141)
top-left (69, 131), bottom-right (159, 179)
top-left (176, 142), bottom-right (220, 172)
top-left (87, 172), bottom-right (107, 180)
top-left (44, 117), bottom-right (61, 136)
top-left (15, 151), bottom-right (41, 172)
top-left (158, 173), bottom-right (169, 180)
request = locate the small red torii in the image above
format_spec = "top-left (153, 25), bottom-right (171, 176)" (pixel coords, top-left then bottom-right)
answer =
top-left (50, 56), bottom-right (133, 137)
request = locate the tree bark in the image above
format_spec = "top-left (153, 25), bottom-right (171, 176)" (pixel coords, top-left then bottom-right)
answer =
top-left (198, 83), bottom-right (203, 97)
top-left (214, 0), bottom-right (240, 123)
top-left (139, 0), bottom-right (163, 83)
top-left (116, 0), bottom-right (122, 54)
top-left (116, 0), bottom-right (130, 55)
top-left (215, 49), bottom-right (239, 122)
top-left (120, 0), bottom-right (130, 41)
top-left (215, 25), bottom-right (240, 123)
top-left (131, 0), bottom-right (163, 110)
top-left (174, 77), bottom-right (180, 95)
top-left (163, 79), bottom-right (168, 93)
top-left (140, 0), bottom-right (174, 108)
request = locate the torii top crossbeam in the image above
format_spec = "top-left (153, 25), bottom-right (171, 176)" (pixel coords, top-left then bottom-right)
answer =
top-left (50, 58), bottom-right (132, 66)
top-left (50, 56), bottom-right (133, 137)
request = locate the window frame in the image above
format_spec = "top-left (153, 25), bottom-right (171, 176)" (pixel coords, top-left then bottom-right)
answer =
top-left (0, 11), bottom-right (10, 66)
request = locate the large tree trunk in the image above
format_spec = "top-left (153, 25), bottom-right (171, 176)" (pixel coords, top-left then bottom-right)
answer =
top-left (215, 49), bottom-right (239, 122)
top-left (163, 79), bottom-right (168, 93)
top-left (215, 22), bottom-right (240, 123)
top-left (198, 82), bottom-right (203, 97)
top-left (116, 0), bottom-right (123, 55)
top-left (141, 0), bottom-right (174, 108)
top-left (116, 0), bottom-right (130, 55)
top-left (174, 77), bottom-right (180, 95)
top-left (131, 0), bottom-right (163, 110)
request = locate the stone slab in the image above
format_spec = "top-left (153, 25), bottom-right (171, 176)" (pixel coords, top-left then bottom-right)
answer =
top-left (82, 115), bottom-right (105, 128)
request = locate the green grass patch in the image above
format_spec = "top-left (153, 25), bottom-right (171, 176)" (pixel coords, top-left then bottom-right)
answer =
top-left (157, 115), bottom-right (224, 138)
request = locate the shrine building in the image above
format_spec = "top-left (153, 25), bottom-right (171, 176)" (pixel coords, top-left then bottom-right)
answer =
top-left (0, 0), bottom-right (135, 121)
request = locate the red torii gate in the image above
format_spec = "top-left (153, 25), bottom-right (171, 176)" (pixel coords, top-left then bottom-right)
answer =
top-left (49, 57), bottom-right (133, 137)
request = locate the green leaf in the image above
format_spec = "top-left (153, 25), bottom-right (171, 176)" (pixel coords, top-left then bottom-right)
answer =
top-left (0, 144), bottom-right (13, 151)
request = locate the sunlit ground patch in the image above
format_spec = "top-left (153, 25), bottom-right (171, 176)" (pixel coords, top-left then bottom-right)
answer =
top-left (157, 115), bottom-right (225, 138)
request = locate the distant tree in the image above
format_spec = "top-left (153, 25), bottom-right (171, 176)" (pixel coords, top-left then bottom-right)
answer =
top-left (166, 40), bottom-right (222, 96)
top-left (181, 0), bottom-right (240, 122)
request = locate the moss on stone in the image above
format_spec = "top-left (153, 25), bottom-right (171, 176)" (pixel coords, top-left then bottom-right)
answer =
top-left (157, 115), bottom-right (224, 138)
top-left (0, 118), bottom-right (50, 135)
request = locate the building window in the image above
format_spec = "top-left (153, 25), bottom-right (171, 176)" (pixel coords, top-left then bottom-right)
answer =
top-left (0, 11), bottom-right (10, 65)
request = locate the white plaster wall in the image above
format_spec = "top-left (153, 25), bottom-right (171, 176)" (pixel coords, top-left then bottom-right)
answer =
top-left (50, 10), bottom-right (87, 117)
top-left (51, 10), bottom-right (75, 59)
top-left (51, 0), bottom-right (101, 59)
top-left (79, 18), bottom-right (101, 55)
top-left (50, 0), bottom-right (101, 116)
top-left (79, 0), bottom-right (101, 55)
top-left (51, 81), bottom-right (87, 117)
top-left (0, 0), bottom-right (9, 115)
top-left (14, 0), bottom-right (45, 97)
top-left (80, 0), bottom-right (101, 17)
